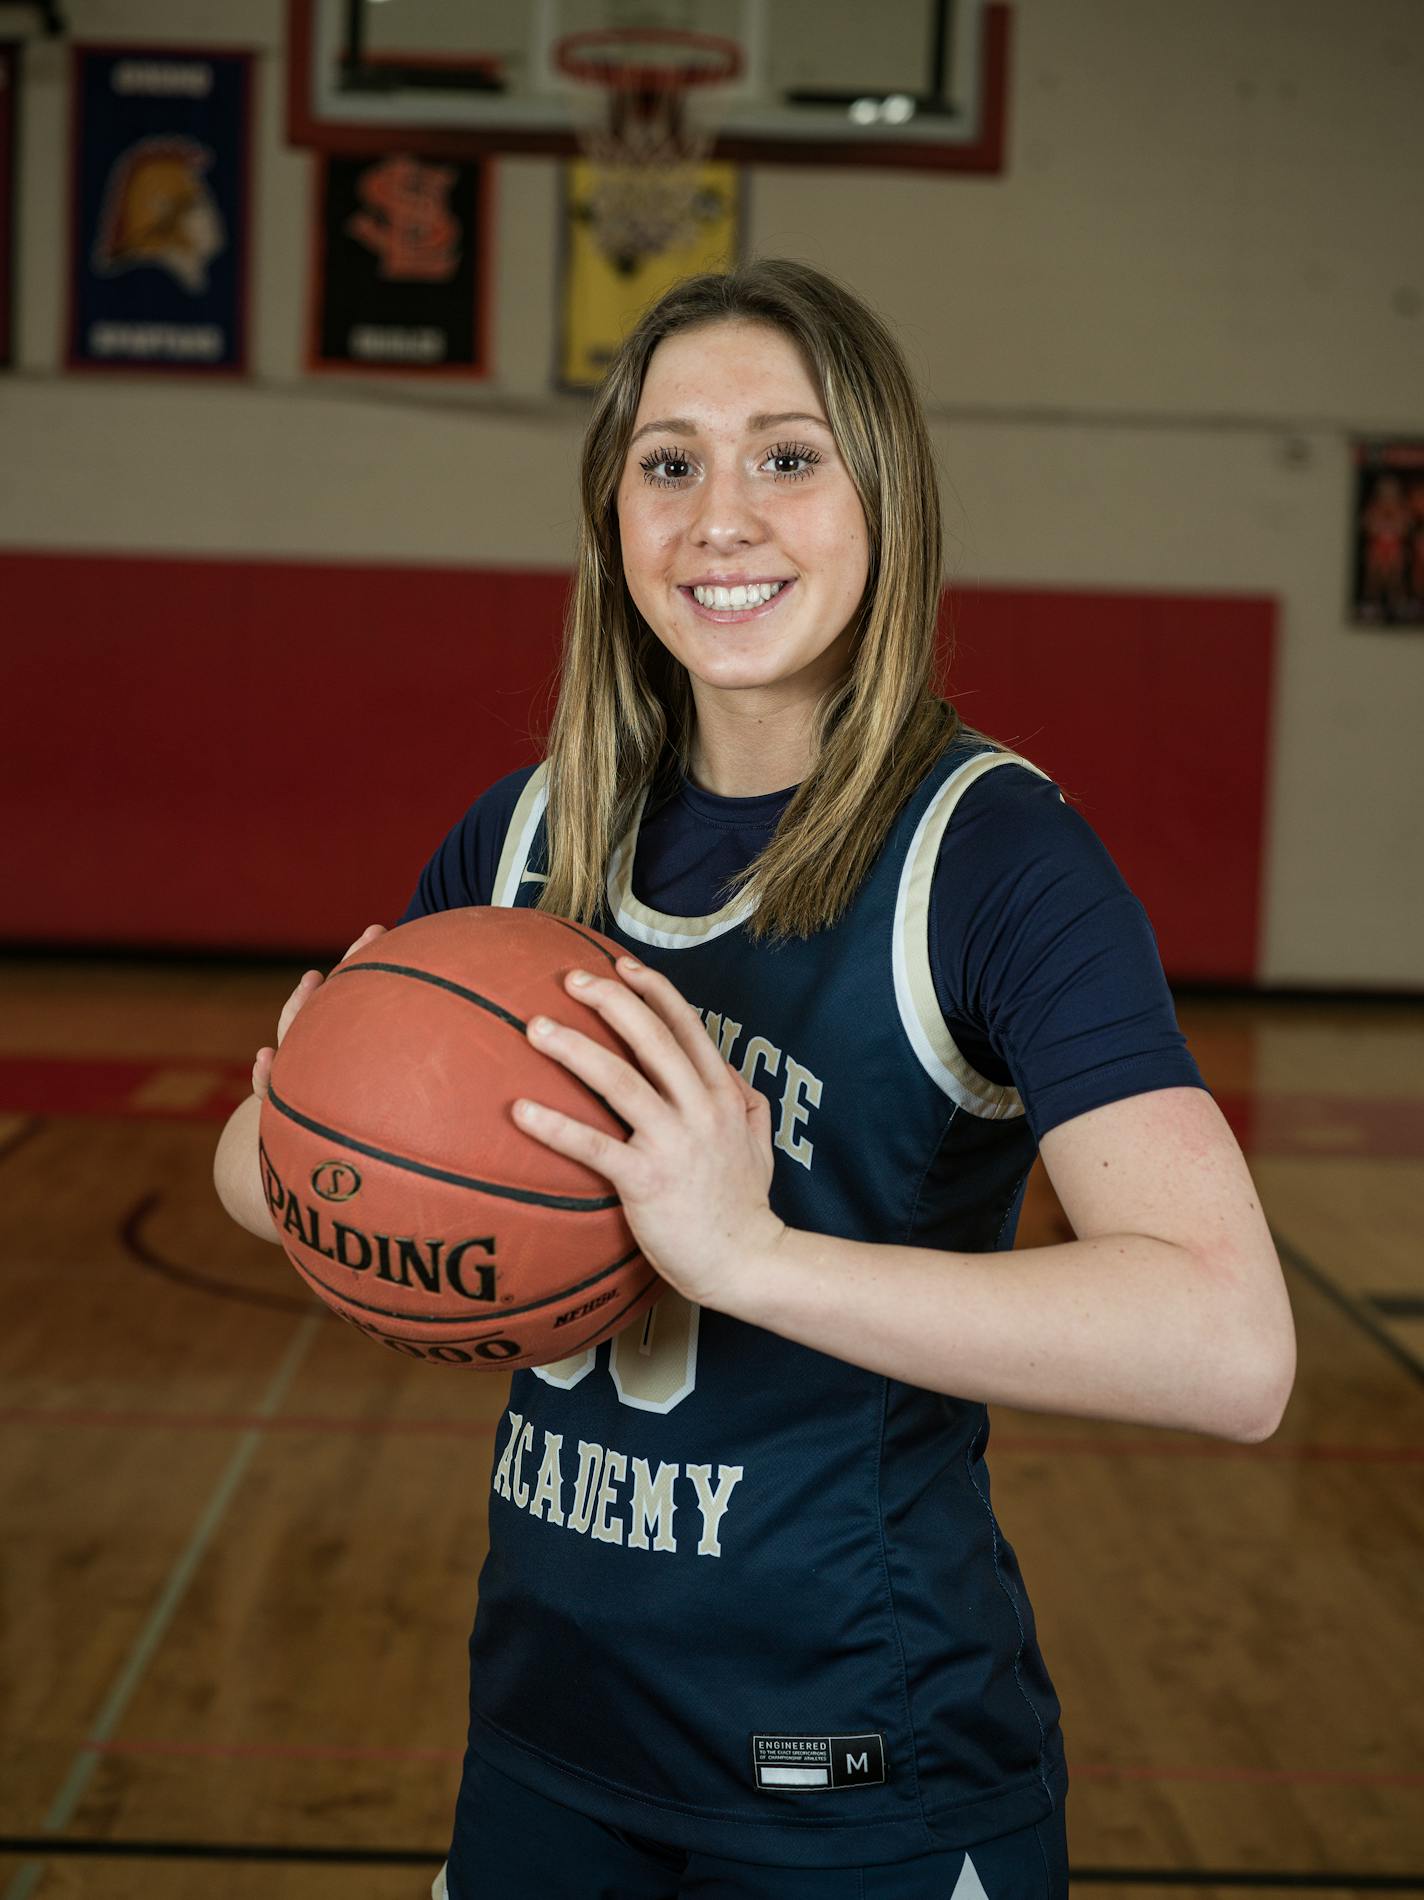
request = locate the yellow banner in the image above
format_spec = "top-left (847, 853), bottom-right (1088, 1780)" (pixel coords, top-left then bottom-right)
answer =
top-left (559, 159), bottom-right (740, 390)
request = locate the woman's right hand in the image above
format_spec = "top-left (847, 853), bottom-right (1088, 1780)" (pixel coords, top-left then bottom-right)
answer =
top-left (252, 922), bottom-right (387, 1101)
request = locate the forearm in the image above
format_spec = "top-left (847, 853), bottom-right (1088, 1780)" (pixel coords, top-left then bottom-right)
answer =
top-left (723, 1225), bottom-right (1284, 1443)
top-left (213, 1093), bottom-right (280, 1243)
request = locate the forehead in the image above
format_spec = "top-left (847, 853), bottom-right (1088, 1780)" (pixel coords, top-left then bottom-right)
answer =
top-left (635, 322), bottom-right (821, 424)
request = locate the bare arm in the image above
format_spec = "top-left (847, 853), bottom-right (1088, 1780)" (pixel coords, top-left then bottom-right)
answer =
top-left (733, 1087), bottom-right (1296, 1443)
top-left (214, 1090), bottom-right (280, 1242)
top-left (212, 928), bottom-right (387, 1243)
top-left (513, 965), bottom-right (1298, 1446)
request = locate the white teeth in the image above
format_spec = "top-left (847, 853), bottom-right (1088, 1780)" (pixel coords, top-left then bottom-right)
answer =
top-left (691, 580), bottom-right (787, 610)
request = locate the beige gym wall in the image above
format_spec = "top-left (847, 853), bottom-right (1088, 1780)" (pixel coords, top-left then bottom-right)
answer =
top-left (2, 0), bottom-right (1421, 984)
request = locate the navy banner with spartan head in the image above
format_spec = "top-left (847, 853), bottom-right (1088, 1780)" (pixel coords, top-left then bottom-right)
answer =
top-left (0, 43), bottom-right (15, 368)
top-left (68, 44), bottom-right (252, 373)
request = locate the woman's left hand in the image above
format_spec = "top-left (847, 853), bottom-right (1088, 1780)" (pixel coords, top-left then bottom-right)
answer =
top-left (513, 957), bottom-right (783, 1311)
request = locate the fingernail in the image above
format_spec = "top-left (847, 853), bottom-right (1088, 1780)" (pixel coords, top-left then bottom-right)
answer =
top-left (529, 1015), bottom-right (553, 1035)
top-left (619, 956), bottom-right (642, 971)
top-left (568, 969), bottom-right (593, 988)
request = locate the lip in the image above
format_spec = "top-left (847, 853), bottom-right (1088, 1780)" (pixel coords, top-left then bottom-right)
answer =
top-left (679, 579), bottom-right (796, 624)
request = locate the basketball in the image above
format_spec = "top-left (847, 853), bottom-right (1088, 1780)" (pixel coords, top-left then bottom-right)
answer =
top-left (257, 907), bottom-right (660, 1369)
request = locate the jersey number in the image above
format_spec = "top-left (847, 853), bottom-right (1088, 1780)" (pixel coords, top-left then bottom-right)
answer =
top-left (533, 1291), bottom-right (699, 1414)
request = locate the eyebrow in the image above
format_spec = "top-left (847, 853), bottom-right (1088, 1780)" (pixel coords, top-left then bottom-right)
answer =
top-left (628, 411), bottom-right (830, 446)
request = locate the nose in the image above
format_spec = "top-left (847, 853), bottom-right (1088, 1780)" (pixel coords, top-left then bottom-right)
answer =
top-left (689, 459), bottom-right (768, 554)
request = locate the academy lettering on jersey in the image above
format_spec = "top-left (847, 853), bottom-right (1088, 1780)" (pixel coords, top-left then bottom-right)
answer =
top-left (491, 1411), bottom-right (743, 1558)
top-left (695, 1004), bottom-right (823, 1170)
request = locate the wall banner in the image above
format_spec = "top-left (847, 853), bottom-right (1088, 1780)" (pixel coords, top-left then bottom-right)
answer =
top-left (310, 152), bottom-right (488, 376)
top-left (0, 45), bottom-right (16, 368)
top-left (1351, 440), bottom-right (1424, 628)
top-left (558, 159), bottom-right (740, 391)
top-left (68, 45), bottom-right (252, 374)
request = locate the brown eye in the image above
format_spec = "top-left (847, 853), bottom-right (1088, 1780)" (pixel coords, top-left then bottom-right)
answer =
top-left (639, 446), bottom-right (693, 487)
top-left (765, 442), bottom-right (822, 480)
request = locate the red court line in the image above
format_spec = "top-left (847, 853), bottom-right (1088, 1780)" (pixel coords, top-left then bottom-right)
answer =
top-left (90, 1738), bottom-right (461, 1765)
top-left (0, 1407), bottom-right (498, 1438)
top-left (0, 1407), bottom-right (1417, 1461)
top-left (1072, 1761), bottom-right (1424, 1789)
top-left (83, 1738), bottom-right (1424, 1788)
top-left (4, 1056), bottom-right (1424, 1155)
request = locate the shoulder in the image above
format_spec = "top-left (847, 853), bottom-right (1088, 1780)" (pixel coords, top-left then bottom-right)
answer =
top-left (933, 749), bottom-right (1118, 890)
top-left (400, 762), bottom-right (545, 921)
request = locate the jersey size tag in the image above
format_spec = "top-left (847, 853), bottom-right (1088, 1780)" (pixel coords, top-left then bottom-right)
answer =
top-left (751, 1733), bottom-right (886, 1791)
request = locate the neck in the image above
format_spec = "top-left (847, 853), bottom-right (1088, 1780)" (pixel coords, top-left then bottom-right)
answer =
top-left (685, 683), bottom-right (829, 798)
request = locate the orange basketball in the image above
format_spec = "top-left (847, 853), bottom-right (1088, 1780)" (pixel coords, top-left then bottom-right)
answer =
top-left (257, 907), bottom-right (660, 1369)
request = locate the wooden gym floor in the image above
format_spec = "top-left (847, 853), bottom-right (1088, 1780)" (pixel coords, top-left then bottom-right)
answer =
top-left (0, 956), bottom-right (1420, 1900)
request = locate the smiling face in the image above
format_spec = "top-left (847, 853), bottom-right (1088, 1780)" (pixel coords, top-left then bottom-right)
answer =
top-left (615, 320), bottom-right (871, 780)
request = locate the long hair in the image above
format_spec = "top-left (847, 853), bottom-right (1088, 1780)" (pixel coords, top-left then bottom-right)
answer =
top-left (537, 257), bottom-right (991, 941)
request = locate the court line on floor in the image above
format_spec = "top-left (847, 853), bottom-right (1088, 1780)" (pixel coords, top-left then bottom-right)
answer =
top-left (0, 1314), bottom-right (322, 1900)
top-left (76, 1738), bottom-right (1424, 1788)
top-left (1, 1404), bottom-right (1417, 1461)
top-left (1272, 1224), bottom-right (1424, 1388)
top-left (0, 1116), bottom-right (43, 1167)
top-left (0, 1838), bottom-right (1419, 1888)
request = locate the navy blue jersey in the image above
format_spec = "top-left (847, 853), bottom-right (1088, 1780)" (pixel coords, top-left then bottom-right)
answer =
top-left (403, 738), bottom-right (1206, 1869)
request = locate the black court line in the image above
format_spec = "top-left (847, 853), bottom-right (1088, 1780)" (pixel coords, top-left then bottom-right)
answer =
top-left (1370, 1293), bottom-right (1424, 1320)
top-left (266, 1084), bottom-right (619, 1211)
top-left (123, 1193), bottom-right (312, 1315)
top-left (0, 1843), bottom-right (1419, 1887)
top-left (1272, 1225), bottom-right (1424, 1388)
top-left (0, 1115), bottom-right (44, 1167)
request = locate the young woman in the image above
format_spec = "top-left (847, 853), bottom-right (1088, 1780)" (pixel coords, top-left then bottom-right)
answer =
top-left (216, 259), bottom-right (1296, 1899)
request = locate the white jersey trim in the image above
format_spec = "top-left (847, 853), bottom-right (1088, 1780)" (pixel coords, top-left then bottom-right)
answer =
top-left (606, 787), bottom-right (757, 950)
top-left (491, 764), bottom-right (550, 908)
top-left (892, 750), bottom-right (1056, 1119)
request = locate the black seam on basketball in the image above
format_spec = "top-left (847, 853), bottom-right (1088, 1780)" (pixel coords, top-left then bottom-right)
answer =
top-left (327, 962), bottom-right (526, 1032)
top-left (321, 955), bottom-right (630, 1133)
top-left (266, 1084), bottom-right (619, 1212)
top-left (550, 1273), bottom-right (661, 1355)
top-left (284, 1251), bottom-right (659, 1357)
top-left (541, 915), bottom-right (620, 966)
top-left (281, 1241), bottom-right (643, 1326)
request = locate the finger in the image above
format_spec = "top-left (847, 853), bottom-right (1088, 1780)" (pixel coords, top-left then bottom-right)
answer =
top-left (568, 964), bottom-right (727, 1109)
top-left (512, 1097), bottom-right (635, 1194)
top-left (252, 1046), bottom-right (274, 1101)
top-left (341, 923), bottom-right (387, 962)
top-left (614, 958), bottom-right (740, 1094)
top-left (528, 1013), bottom-right (670, 1132)
top-left (276, 969), bottom-right (323, 1044)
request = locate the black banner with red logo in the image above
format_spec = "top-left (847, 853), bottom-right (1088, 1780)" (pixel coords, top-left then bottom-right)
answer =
top-left (310, 151), bottom-right (488, 376)
top-left (0, 45), bottom-right (16, 368)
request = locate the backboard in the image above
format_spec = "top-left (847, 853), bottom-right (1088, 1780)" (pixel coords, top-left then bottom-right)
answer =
top-left (287, 0), bottom-right (1010, 174)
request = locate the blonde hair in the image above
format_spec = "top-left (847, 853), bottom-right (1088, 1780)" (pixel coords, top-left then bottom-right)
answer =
top-left (537, 257), bottom-right (993, 941)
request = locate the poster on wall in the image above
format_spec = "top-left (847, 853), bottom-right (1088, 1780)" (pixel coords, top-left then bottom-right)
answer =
top-left (0, 45), bottom-right (17, 368)
top-left (310, 152), bottom-right (488, 376)
top-left (558, 160), bottom-right (740, 391)
top-left (1351, 439), bottom-right (1424, 627)
top-left (67, 45), bottom-right (252, 374)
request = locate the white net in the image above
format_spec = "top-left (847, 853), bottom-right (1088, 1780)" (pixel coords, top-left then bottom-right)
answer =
top-left (556, 29), bottom-right (739, 270)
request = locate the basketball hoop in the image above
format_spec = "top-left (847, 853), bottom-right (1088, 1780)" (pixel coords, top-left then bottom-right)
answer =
top-left (553, 26), bottom-right (741, 272)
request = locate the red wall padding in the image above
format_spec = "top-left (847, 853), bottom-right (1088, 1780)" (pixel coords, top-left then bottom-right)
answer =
top-left (1, 552), bottom-right (1274, 976)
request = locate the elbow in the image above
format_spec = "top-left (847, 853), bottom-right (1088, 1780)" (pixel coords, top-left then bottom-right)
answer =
top-left (1225, 1327), bottom-right (1298, 1446)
